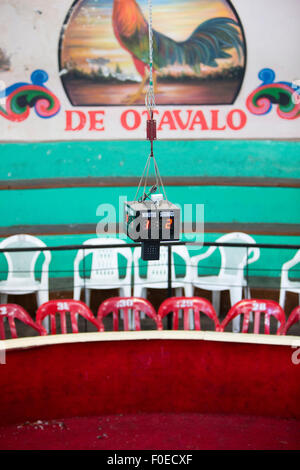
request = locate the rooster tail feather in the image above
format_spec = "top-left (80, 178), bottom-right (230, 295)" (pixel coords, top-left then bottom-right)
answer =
top-left (181, 17), bottom-right (244, 68)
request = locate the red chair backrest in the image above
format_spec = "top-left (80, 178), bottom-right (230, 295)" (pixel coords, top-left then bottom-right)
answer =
top-left (36, 300), bottom-right (100, 334)
top-left (0, 304), bottom-right (46, 339)
top-left (280, 306), bottom-right (300, 335)
top-left (157, 297), bottom-right (220, 331)
top-left (220, 299), bottom-right (286, 335)
top-left (97, 297), bottom-right (161, 331)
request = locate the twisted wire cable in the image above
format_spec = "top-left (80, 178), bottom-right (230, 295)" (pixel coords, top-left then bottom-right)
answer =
top-left (145, 0), bottom-right (155, 114)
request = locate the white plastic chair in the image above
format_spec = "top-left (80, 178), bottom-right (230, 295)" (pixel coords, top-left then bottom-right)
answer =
top-left (279, 249), bottom-right (300, 309)
top-left (133, 245), bottom-right (194, 329)
top-left (190, 232), bottom-right (260, 332)
top-left (73, 238), bottom-right (132, 306)
top-left (133, 244), bottom-right (193, 299)
top-left (133, 244), bottom-right (193, 327)
top-left (0, 234), bottom-right (51, 307)
top-left (133, 246), bottom-right (194, 328)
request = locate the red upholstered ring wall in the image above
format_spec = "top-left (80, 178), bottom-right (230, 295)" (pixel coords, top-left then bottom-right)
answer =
top-left (0, 339), bottom-right (299, 426)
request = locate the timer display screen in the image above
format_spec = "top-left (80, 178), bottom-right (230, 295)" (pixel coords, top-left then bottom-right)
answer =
top-left (124, 201), bottom-right (180, 243)
top-left (142, 212), bottom-right (175, 240)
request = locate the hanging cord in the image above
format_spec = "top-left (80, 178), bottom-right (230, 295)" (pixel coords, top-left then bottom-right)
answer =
top-left (145, 0), bottom-right (155, 115)
top-left (134, 0), bottom-right (167, 203)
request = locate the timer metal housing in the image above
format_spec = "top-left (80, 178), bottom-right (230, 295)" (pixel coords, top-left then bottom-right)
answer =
top-left (124, 197), bottom-right (180, 260)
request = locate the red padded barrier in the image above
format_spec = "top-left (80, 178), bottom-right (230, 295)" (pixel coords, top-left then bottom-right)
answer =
top-left (0, 338), bottom-right (299, 427)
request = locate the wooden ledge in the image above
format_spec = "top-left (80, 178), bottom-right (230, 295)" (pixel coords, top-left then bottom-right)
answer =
top-left (0, 222), bottom-right (299, 237)
top-left (0, 176), bottom-right (299, 191)
top-left (2, 330), bottom-right (300, 352)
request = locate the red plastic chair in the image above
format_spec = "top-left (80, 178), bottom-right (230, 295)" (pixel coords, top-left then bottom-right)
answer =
top-left (157, 297), bottom-right (220, 331)
top-left (220, 299), bottom-right (286, 335)
top-left (0, 304), bottom-right (46, 339)
top-left (36, 299), bottom-right (101, 334)
top-left (97, 297), bottom-right (161, 331)
top-left (279, 306), bottom-right (300, 335)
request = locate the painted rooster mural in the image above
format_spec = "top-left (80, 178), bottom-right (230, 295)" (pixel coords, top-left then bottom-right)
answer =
top-left (60, 0), bottom-right (246, 106)
top-left (112, 0), bottom-right (244, 103)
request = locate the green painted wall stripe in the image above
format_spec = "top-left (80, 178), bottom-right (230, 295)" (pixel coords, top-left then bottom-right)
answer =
top-left (0, 185), bottom-right (299, 226)
top-left (0, 139), bottom-right (298, 284)
top-left (0, 140), bottom-right (300, 180)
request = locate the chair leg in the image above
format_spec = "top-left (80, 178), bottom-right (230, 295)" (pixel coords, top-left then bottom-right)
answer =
top-left (73, 285), bottom-right (82, 301)
top-left (36, 290), bottom-right (50, 331)
top-left (182, 285), bottom-right (194, 329)
top-left (36, 290), bottom-right (49, 307)
top-left (0, 294), bottom-right (8, 304)
top-left (119, 287), bottom-right (133, 329)
top-left (244, 286), bottom-right (251, 299)
top-left (184, 284), bottom-right (193, 298)
top-left (229, 287), bottom-right (243, 333)
top-left (119, 287), bottom-right (126, 308)
top-left (133, 285), bottom-right (145, 298)
top-left (279, 289), bottom-right (286, 309)
top-left (134, 286), bottom-right (146, 320)
top-left (121, 286), bottom-right (131, 298)
top-left (35, 291), bottom-right (49, 331)
top-left (175, 288), bottom-right (184, 322)
top-left (244, 286), bottom-right (253, 322)
top-left (212, 291), bottom-right (221, 316)
top-left (85, 288), bottom-right (91, 307)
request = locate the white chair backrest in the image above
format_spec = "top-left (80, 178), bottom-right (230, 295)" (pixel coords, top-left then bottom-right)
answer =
top-left (0, 234), bottom-right (50, 282)
top-left (134, 245), bottom-right (191, 283)
top-left (82, 238), bottom-right (132, 281)
top-left (217, 232), bottom-right (260, 278)
top-left (281, 249), bottom-right (300, 283)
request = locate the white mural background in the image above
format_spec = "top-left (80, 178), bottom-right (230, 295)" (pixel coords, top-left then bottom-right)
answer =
top-left (0, 0), bottom-right (299, 141)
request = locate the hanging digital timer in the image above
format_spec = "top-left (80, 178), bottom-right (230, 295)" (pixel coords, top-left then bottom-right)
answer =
top-left (122, 1), bottom-right (181, 261)
top-left (124, 194), bottom-right (180, 260)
